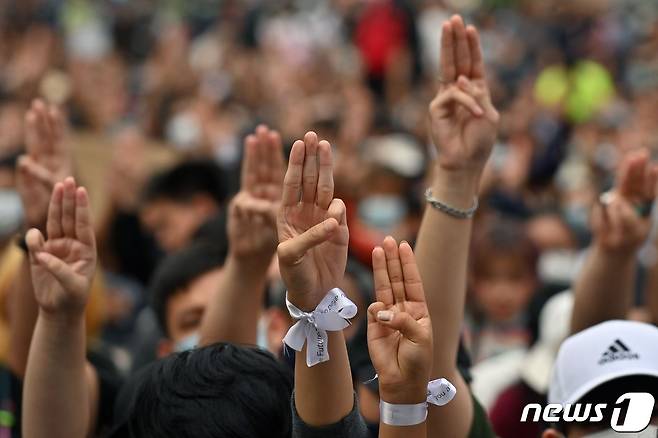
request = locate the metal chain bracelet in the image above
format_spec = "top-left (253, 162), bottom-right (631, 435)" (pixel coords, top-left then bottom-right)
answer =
top-left (424, 188), bottom-right (478, 219)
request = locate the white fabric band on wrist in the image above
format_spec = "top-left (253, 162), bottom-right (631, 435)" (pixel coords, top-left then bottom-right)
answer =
top-left (380, 378), bottom-right (457, 426)
top-left (282, 288), bottom-right (357, 367)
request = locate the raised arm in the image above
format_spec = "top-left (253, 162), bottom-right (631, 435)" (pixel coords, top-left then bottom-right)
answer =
top-left (9, 99), bottom-right (73, 378)
top-left (414, 15), bottom-right (499, 437)
top-left (22, 178), bottom-right (98, 438)
top-left (368, 238), bottom-right (433, 438)
top-left (276, 132), bottom-right (355, 427)
top-left (199, 125), bottom-right (283, 346)
top-left (571, 149), bottom-right (657, 333)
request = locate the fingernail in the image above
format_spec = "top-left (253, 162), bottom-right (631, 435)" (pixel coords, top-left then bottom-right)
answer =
top-left (377, 311), bottom-right (393, 322)
top-left (475, 107), bottom-right (484, 116)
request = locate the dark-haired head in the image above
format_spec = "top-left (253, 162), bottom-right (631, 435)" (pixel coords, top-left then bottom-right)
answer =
top-left (150, 241), bottom-right (227, 354)
top-left (110, 343), bottom-right (293, 438)
top-left (140, 160), bottom-right (228, 252)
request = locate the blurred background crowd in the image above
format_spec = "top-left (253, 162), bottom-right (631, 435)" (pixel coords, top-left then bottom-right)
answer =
top-left (1, 0), bottom-right (658, 436)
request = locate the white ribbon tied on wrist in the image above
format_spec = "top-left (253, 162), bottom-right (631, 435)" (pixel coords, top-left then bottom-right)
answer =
top-left (283, 288), bottom-right (357, 367)
top-left (380, 378), bottom-right (457, 426)
top-left (426, 378), bottom-right (457, 406)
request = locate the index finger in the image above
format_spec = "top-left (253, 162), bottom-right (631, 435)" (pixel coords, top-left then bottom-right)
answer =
top-left (281, 140), bottom-right (305, 206)
top-left (241, 134), bottom-right (258, 192)
top-left (75, 187), bottom-right (96, 248)
top-left (440, 21), bottom-right (457, 83)
top-left (452, 15), bottom-right (472, 79)
top-left (372, 247), bottom-right (394, 305)
top-left (268, 130), bottom-right (285, 186)
top-left (47, 182), bottom-right (64, 239)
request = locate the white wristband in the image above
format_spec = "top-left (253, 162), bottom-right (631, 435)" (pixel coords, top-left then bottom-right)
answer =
top-left (379, 378), bottom-right (457, 426)
top-left (380, 401), bottom-right (427, 426)
top-left (282, 288), bottom-right (357, 367)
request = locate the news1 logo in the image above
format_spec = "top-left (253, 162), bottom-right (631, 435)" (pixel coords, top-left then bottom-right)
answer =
top-left (521, 393), bottom-right (656, 433)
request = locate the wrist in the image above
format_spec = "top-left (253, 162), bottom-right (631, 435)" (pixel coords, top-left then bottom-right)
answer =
top-left (38, 308), bottom-right (85, 330)
top-left (227, 252), bottom-right (272, 276)
top-left (593, 240), bottom-right (641, 261)
top-left (380, 383), bottom-right (428, 405)
top-left (430, 167), bottom-right (481, 211)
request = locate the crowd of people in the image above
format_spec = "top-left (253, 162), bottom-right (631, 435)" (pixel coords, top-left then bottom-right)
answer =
top-left (0, 0), bottom-right (658, 437)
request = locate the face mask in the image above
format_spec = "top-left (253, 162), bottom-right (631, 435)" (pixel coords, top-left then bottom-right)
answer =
top-left (358, 195), bottom-right (407, 233)
top-left (165, 113), bottom-right (202, 151)
top-left (583, 425), bottom-right (658, 438)
top-left (0, 190), bottom-right (24, 238)
top-left (256, 316), bottom-right (269, 351)
top-left (174, 332), bottom-right (200, 352)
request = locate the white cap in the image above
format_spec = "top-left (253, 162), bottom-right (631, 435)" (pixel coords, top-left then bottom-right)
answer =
top-left (549, 320), bottom-right (658, 404)
top-left (520, 291), bottom-right (574, 394)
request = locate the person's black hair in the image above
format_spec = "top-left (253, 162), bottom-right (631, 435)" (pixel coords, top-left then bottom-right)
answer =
top-left (108, 343), bottom-right (293, 438)
top-left (149, 241), bottom-right (228, 336)
top-left (141, 160), bottom-right (228, 207)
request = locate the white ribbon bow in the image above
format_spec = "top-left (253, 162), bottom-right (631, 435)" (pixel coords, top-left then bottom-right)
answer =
top-left (283, 288), bottom-right (357, 367)
top-left (426, 378), bottom-right (457, 406)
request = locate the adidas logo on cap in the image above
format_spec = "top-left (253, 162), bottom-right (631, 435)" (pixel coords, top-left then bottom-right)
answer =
top-left (598, 339), bottom-right (640, 365)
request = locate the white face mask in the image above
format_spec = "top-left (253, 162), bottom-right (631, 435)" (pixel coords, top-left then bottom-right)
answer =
top-left (165, 113), bottom-right (202, 151)
top-left (0, 190), bottom-right (24, 238)
top-left (358, 195), bottom-right (407, 233)
top-left (583, 425), bottom-right (658, 438)
top-left (174, 332), bottom-right (200, 353)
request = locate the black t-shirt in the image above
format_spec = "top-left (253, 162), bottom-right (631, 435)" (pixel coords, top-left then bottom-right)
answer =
top-left (0, 364), bottom-right (21, 438)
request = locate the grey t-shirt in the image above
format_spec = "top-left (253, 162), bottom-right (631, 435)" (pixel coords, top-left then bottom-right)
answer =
top-left (291, 392), bottom-right (370, 438)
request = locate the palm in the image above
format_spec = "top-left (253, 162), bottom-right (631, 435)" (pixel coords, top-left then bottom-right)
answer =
top-left (26, 178), bottom-right (97, 317)
top-left (277, 131), bottom-right (349, 311)
top-left (229, 126), bottom-right (284, 261)
top-left (279, 202), bottom-right (349, 298)
top-left (31, 238), bottom-right (94, 313)
top-left (368, 301), bottom-right (431, 385)
top-left (432, 81), bottom-right (497, 171)
top-left (429, 16), bottom-right (498, 175)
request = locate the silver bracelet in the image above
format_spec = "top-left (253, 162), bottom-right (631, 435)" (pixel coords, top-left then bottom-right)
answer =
top-left (424, 188), bottom-right (478, 219)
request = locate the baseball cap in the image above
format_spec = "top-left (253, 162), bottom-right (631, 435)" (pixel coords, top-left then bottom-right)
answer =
top-left (549, 320), bottom-right (658, 404)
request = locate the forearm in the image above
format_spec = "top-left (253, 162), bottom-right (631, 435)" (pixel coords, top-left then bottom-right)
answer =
top-left (648, 260), bottom-right (658, 325)
top-left (8, 258), bottom-right (39, 378)
top-left (415, 169), bottom-right (477, 368)
top-left (571, 245), bottom-right (636, 334)
top-left (380, 424), bottom-right (426, 438)
top-left (294, 331), bottom-right (354, 426)
top-left (23, 312), bottom-right (90, 438)
top-left (198, 255), bottom-right (269, 346)
top-left (414, 168), bottom-right (478, 437)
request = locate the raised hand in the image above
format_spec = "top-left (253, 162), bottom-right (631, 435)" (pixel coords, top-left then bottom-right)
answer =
top-left (429, 15), bottom-right (499, 176)
top-left (593, 149), bottom-right (658, 253)
top-left (17, 99), bottom-right (73, 229)
top-left (228, 125), bottom-right (284, 264)
top-left (25, 177), bottom-right (96, 317)
top-left (367, 237), bottom-right (432, 404)
top-left (277, 132), bottom-right (349, 311)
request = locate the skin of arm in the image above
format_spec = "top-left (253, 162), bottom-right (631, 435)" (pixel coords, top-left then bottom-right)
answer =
top-left (368, 239), bottom-right (433, 438)
top-left (415, 15), bottom-right (500, 438)
top-left (199, 125), bottom-right (284, 346)
top-left (571, 150), bottom-right (657, 333)
top-left (9, 100), bottom-right (74, 378)
top-left (276, 131), bottom-right (353, 425)
top-left (22, 178), bottom-right (98, 438)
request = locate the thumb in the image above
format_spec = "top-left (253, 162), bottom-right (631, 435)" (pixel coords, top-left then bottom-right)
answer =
top-left (35, 252), bottom-right (78, 292)
top-left (25, 228), bottom-right (45, 264)
top-left (277, 218), bottom-right (338, 265)
top-left (375, 310), bottom-right (427, 344)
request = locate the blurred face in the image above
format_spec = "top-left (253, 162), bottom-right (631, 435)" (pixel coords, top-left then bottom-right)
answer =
top-left (472, 257), bottom-right (536, 322)
top-left (165, 268), bottom-right (224, 343)
top-left (141, 197), bottom-right (216, 252)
